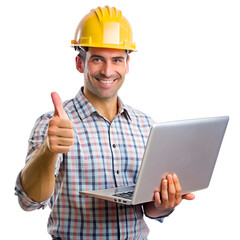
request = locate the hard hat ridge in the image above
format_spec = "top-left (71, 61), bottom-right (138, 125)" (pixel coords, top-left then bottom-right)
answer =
top-left (92, 6), bottom-right (122, 22)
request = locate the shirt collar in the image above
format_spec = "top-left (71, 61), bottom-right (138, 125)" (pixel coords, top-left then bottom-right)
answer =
top-left (117, 97), bottom-right (132, 121)
top-left (73, 87), bottom-right (132, 121)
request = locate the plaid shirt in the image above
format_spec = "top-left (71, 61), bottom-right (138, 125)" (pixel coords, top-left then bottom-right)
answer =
top-left (15, 88), bottom-right (156, 240)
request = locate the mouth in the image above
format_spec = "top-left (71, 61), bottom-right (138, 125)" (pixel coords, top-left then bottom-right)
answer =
top-left (96, 78), bottom-right (117, 84)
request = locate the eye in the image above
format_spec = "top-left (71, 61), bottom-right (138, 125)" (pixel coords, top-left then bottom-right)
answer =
top-left (92, 58), bottom-right (103, 63)
top-left (113, 58), bottom-right (124, 63)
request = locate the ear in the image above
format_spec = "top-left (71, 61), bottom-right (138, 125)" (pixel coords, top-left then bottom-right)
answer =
top-left (125, 55), bottom-right (130, 74)
top-left (75, 55), bottom-right (84, 73)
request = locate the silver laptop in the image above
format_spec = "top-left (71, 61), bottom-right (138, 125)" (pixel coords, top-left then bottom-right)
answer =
top-left (79, 116), bottom-right (229, 205)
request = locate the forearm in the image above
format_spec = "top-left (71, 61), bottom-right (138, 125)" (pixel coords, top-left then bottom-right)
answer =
top-left (21, 138), bottom-right (58, 202)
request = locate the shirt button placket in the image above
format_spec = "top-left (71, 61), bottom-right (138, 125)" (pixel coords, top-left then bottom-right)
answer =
top-left (112, 144), bottom-right (120, 175)
top-left (110, 123), bottom-right (122, 187)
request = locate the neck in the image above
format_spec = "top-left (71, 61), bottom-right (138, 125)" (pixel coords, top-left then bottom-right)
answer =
top-left (97, 100), bottom-right (118, 122)
top-left (83, 89), bottom-right (119, 122)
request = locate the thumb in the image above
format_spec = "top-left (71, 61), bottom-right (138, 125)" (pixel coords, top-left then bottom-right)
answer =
top-left (182, 193), bottom-right (195, 200)
top-left (51, 92), bottom-right (69, 119)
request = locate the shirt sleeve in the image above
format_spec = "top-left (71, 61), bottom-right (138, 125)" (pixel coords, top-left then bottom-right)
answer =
top-left (14, 171), bottom-right (50, 211)
top-left (14, 112), bottom-right (63, 211)
top-left (144, 208), bottom-right (175, 223)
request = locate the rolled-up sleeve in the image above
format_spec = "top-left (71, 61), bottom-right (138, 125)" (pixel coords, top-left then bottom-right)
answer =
top-left (14, 171), bottom-right (51, 211)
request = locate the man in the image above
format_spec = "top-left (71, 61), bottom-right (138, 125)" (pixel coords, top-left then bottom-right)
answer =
top-left (15, 6), bottom-right (195, 239)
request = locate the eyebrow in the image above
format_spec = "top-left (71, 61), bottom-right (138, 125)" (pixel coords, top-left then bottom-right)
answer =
top-left (112, 56), bottom-right (125, 60)
top-left (89, 54), bottom-right (104, 60)
top-left (89, 55), bottom-right (126, 60)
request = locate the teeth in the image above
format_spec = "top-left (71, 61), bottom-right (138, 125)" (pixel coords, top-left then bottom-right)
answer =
top-left (99, 79), bottom-right (114, 84)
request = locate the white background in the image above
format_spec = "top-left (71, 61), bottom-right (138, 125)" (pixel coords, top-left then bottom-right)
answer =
top-left (1, 0), bottom-right (239, 239)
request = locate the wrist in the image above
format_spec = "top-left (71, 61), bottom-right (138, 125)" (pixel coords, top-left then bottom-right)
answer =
top-left (145, 207), bottom-right (175, 223)
top-left (144, 201), bottom-right (175, 219)
top-left (29, 137), bottom-right (59, 173)
top-left (155, 208), bottom-right (175, 218)
top-left (40, 138), bottom-right (58, 161)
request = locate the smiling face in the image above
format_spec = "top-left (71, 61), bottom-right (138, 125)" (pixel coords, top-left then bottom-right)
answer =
top-left (76, 47), bottom-right (130, 104)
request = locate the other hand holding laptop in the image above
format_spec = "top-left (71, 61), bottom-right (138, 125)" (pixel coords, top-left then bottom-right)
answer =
top-left (144, 173), bottom-right (195, 218)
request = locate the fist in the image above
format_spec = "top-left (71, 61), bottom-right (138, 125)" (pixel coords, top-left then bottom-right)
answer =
top-left (47, 92), bottom-right (74, 153)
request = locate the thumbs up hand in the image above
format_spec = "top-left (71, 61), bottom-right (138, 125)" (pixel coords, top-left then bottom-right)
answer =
top-left (47, 92), bottom-right (74, 154)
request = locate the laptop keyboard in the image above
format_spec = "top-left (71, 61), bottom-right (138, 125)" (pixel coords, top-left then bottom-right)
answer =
top-left (113, 191), bottom-right (134, 200)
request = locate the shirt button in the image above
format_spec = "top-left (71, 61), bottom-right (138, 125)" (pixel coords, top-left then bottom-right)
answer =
top-left (112, 144), bottom-right (116, 148)
top-left (116, 170), bottom-right (120, 174)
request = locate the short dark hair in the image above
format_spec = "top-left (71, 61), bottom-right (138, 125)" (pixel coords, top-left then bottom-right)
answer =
top-left (75, 47), bottom-right (129, 64)
top-left (75, 47), bottom-right (88, 65)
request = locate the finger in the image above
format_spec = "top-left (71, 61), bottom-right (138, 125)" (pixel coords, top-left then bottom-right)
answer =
top-left (167, 174), bottom-right (176, 202)
top-left (173, 174), bottom-right (182, 202)
top-left (49, 144), bottom-right (72, 154)
top-left (154, 191), bottom-right (162, 208)
top-left (51, 92), bottom-right (69, 119)
top-left (55, 128), bottom-right (74, 138)
top-left (182, 193), bottom-right (195, 200)
top-left (49, 118), bottom-right (73, 130)
top-left (161, 179), bottom-right (168, 203)
top-left (56, 137), bottom-right (74, 146)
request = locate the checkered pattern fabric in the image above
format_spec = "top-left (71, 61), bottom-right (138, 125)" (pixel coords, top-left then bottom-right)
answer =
top-left (15, 88), bottom-right (155, 239)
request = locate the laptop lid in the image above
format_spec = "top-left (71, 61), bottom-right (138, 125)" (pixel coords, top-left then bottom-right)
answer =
top-left (131, 116), bottom-right (229, 204)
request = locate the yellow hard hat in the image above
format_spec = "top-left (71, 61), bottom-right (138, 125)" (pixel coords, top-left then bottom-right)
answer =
top-left (71, 6), bottom-right (136, 51)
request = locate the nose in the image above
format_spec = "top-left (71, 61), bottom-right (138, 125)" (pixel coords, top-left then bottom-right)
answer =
top-left (100, 61), bottom-right (114, 78)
